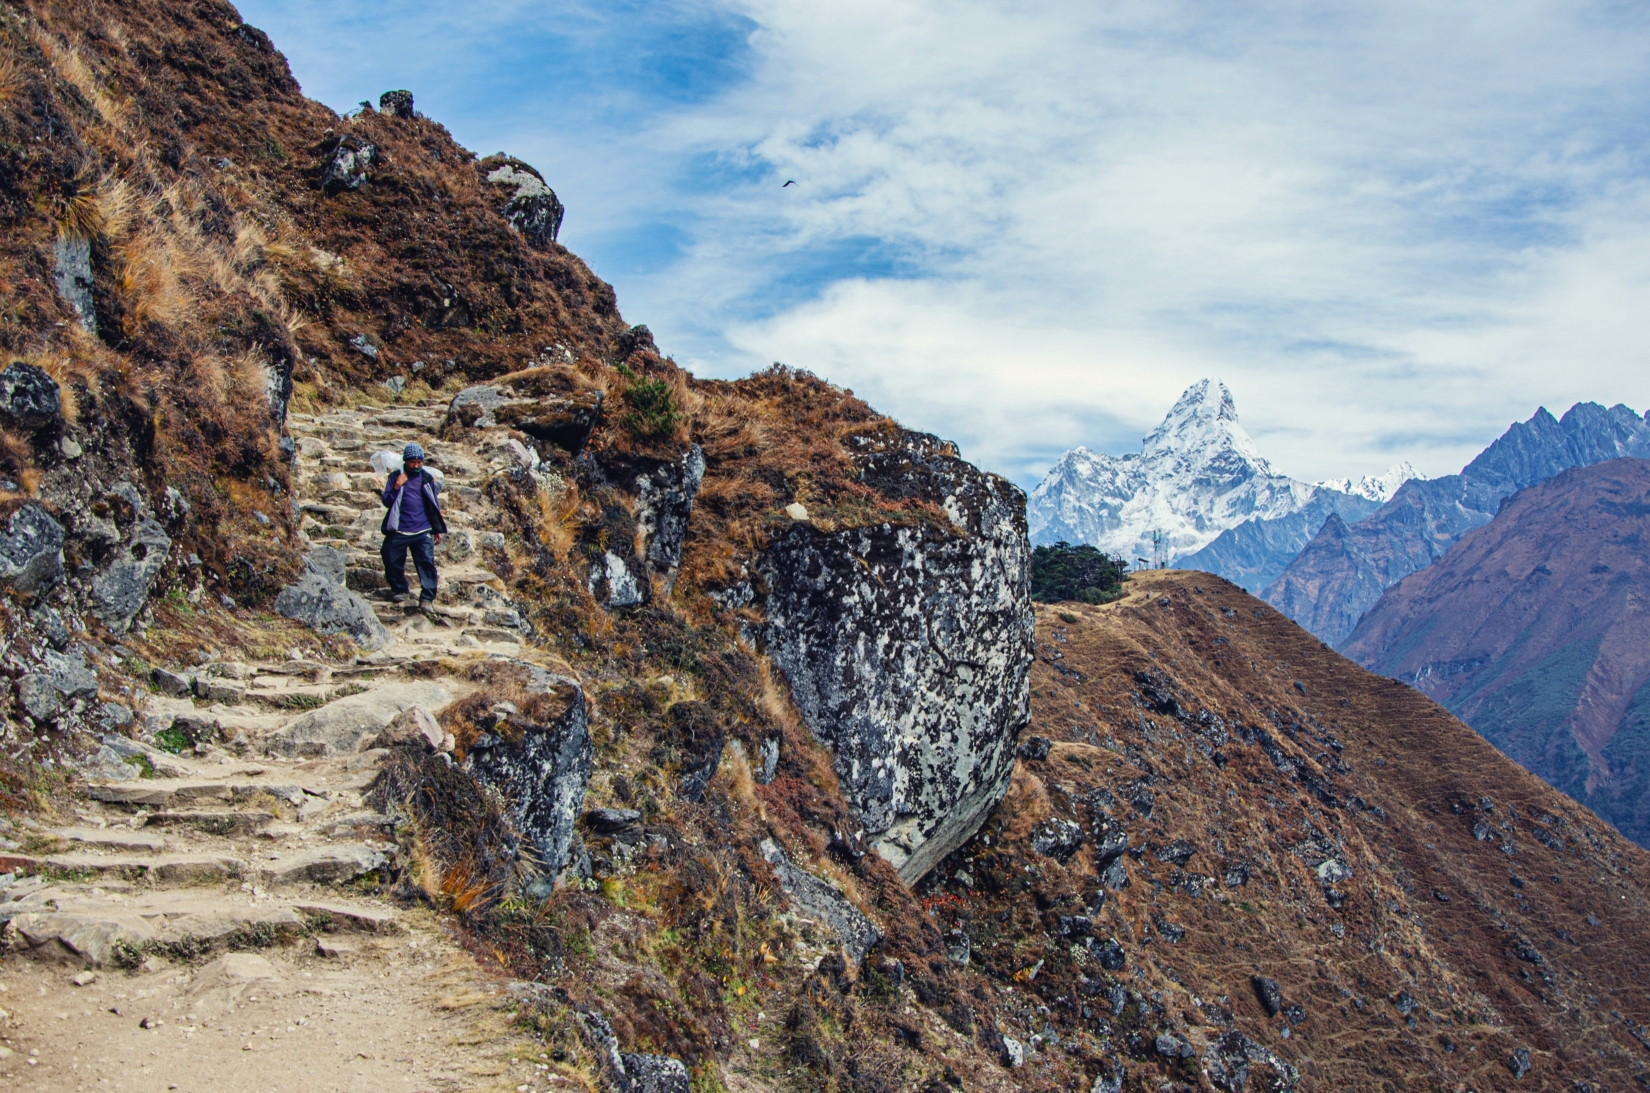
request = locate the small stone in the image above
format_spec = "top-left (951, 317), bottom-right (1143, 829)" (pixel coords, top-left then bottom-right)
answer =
top-left (152, 667), bottom-right (195, 696)
top-left (784, 502), bottom-right (809, 521)
top-left (71, 970), bottom-right (97, 986)
top-left (1093, 938), bottom-right (1125, 971)
top-left (316, 937), bottom-right (357, 958)
top-left (999, 1035), bottom-right (1026, 1068)
top-left (59, 436), bottom-right (82, 459)
top-left (583, 807), bottom-right (642, 834)
top-left (370, 705), bottom-right (444, 751)
top-left (1508, 1046), bottom-right (1531, 1079)
top-left (140, 1016), bottom-right (160, 1029)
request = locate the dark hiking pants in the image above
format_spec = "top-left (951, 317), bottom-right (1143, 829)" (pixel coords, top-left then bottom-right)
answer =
top-left (382, 531), bottom-right (438, 602)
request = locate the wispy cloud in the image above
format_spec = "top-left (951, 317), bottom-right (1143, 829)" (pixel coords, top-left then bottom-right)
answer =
top-left (237, 0), bottom-right (1650, 485)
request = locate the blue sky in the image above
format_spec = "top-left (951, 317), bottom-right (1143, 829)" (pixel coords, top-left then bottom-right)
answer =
top-left (236, 0), bottom-right (1650, 489)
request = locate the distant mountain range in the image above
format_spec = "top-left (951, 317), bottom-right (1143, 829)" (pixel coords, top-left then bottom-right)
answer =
top-left (1343, 458), bottom-right (1650, 846)
top-left (1027, 380), bottom-right (1401, 564)
top-left (1265, 402), bottom-right (1650, 644)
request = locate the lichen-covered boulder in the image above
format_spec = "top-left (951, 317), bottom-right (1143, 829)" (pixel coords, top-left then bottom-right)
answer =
top-left (322, 136), bottom-right (377, 193)
top-left (0, 362), bottom-right (62, 429)
top-left (0, 501), bottom-right (64, 596)
top-left (483, 159), bottom-right (565, 246)
top-left (635, 444), bottom-right (705, 584)
top-left (757, 430), bottom-right (1033, 883)
top-left (464, 663), bottom-right (592, 895)
top-left (91, 516), bottom-right (170, 632)
top-left (378, 89), bottom-right (414, 118)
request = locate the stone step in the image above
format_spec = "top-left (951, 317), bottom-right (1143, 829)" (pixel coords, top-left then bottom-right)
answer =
top-left (88, 780), bottom-right (306, 809)
top-left (142, 810), bottom-right (276, 835)
top-left (50, 827), bottom-right (168, 853)
top-left (21, 851), bottom-right (245, 882)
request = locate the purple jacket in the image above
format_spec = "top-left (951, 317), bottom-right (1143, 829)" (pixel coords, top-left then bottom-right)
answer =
top-left (381, 470), bottom-right (447, 536)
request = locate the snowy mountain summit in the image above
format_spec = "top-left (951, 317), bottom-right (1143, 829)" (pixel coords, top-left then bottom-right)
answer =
top-left (1315, 461), bottom-right (1423, 503)
top-left (1027, 379), bottom-right (1324, 561)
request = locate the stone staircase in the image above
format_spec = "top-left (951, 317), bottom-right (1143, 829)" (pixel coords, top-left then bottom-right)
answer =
top-left (0, 393), bottom-right (573, 1091)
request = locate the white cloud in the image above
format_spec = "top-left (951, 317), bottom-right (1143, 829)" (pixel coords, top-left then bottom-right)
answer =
top-left (238, 0), bottom-right (1650, 485)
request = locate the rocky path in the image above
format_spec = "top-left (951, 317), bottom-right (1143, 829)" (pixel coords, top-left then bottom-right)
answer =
top-left (1, 395), bottom-right (575, 1092)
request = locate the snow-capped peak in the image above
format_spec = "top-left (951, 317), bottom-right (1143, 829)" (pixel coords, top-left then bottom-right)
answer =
top-left (1027, 379), bottom-right (1315, 561)
top-left (1315, 461), bottom-right (1423, 503)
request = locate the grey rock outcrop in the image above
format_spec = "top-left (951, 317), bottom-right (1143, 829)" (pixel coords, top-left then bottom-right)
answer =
top-left (758, 430), bottom-right (1034, 883)
top-left (378, 89), bottom-right (414, 118)
top-left (0, 362), bottom-right (62, 430)
top-left (274, 547), bottom-right (392, 650)
top-left (52, 236), bottom-right (96, 331)
top-left (442, 374), bottom-right (603, 454)
top-left (759, 839), bottom-right (882, 967)
top-left (322, 137), bottom-right (377, 193)
top-left (620, 1054), bottom-right (692, 1093)
top-left (0, 501), bottom-right (65, 596)
top-left (464, 664), bottom-right (592, 894)
top-left (635, 445), bottom-right (705, 585)
top-left (1204, 1029), bottom-right (1300, 1092)
top-left (483, 160), bottom-right (564, 246)
top-left (91, 517), bottom-right (171, 632)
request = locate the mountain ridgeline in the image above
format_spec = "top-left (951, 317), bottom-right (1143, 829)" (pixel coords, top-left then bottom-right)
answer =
top-left (1266, 401), bottom-right (1650, 646)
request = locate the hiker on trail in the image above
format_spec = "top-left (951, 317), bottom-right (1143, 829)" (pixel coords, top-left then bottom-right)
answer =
top-left (381, 442), bottom-right (446, 610)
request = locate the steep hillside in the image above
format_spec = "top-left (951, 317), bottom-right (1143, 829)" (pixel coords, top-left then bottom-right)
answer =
top-left (1344, 458), bottom-right (1650, 848)
top-left (983, 571), bottom-right (1650, 1091)
top-left (1265, 402), bottom-right (1650, 645)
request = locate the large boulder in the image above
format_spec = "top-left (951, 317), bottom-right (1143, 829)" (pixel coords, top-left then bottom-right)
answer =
top-left (463, 662), bottom-right (591, 895)
top-left (441, 370), bottom-right (603, 454)
top-left (757, 430), bottom-right (1034, 883)
top-left (274, 547), bottom-right (392, 650)
top-left (0, 362), bottom-right (62, 429)
top-left (483, 159), bottom-right (565, 246)
top-left (0, 501), bottom-right (64, 596)
top-left (91, 516), bottom-right (171, 632)
top-left (265, 680), bottom-right (455, 757)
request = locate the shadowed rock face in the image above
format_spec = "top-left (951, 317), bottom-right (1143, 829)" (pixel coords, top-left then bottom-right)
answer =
top-left (759, 430), bottom-right (1033, 884)
top-left (464, 665), bottom-right (592, 894)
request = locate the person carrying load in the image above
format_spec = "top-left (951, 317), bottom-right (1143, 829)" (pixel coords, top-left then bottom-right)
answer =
top-left (380, 442), bottom-right (446, 611)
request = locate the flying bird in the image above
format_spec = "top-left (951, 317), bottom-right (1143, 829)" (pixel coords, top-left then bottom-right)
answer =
top-left (782, 180), bottom-right (796, 187)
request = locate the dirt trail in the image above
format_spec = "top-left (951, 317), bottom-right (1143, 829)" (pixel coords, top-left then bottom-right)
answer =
top-left (1, 395), bottom-right (577, 1092)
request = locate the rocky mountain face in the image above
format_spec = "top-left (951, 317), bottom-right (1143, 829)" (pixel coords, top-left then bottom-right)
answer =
top-left (5, 5), bottom-right (1650, 1093)
top-left (1028, 380), bottom-right (1367, 564)
top-left (1266, 401), bottom-right (1650, 645)
top-left (1173, 487), bottom-right (1380, 594)
top-left (1343, 458), bottom-right (1650, 849)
